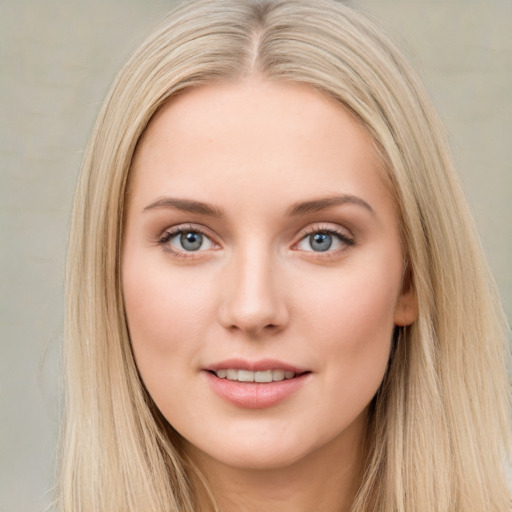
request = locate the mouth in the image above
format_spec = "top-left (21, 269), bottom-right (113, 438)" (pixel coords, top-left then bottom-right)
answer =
top-left (205, 358), bottom-right (311, 383)
top-left (208, 368), bottom-right (307, 382)
top-left (203, 359), bottom-right (311, 408)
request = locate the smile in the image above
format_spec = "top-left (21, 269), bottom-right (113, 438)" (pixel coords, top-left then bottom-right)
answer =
top-left (213, 369), bottom-right (296, 382)
top-left (204, 361), bottom-right (311, 409)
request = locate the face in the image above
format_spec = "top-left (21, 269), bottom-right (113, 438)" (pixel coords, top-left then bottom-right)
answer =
top-left (122, 79), bottom-right (417, 472)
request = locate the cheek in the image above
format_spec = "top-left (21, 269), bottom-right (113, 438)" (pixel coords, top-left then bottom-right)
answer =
top-left (122, 258), bottom-right (220, 425)
top-left (297, 264), bottom-right (399, 398)
top-left (298, 259), bottom-right (400, 337)
top-left (122, 256), bottom-right (214, 372)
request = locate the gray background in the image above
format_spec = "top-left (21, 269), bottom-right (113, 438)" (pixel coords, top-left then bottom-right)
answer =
top-left (1, 1), bottom-right (510, 511)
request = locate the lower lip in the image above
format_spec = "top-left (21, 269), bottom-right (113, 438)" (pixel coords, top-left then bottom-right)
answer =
top-left (204, 371), bottom-right (310, 409)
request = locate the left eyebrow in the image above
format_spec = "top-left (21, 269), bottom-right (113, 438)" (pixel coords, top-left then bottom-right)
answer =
top-left (287, 194), bottom-right (375, 217)
top-left (142, 196), bottom-right (223, 217)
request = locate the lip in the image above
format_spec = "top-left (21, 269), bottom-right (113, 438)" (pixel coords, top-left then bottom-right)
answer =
top-left (203, 358), bottom-right (311, 409)
top-left (205, 358), bottom-right (308, 374)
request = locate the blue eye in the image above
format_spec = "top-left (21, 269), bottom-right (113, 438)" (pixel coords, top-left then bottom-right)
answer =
top-left (309, 232), bottom-right (333, 252)
top-left (296, 230), bottom-right (353, 253)
top-left (164, 229), bottom-right (215, 252)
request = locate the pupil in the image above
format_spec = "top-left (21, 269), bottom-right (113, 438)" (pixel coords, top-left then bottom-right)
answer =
top-left (310, 232), bottom-right (332, 252)
top-left (181, 232), bottom-right (203, 251)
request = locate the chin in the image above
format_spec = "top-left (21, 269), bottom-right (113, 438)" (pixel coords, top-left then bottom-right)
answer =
top-left (182, 422), bottom-right (353, 474)
top-left (221, 446), bottom-right (308, 471)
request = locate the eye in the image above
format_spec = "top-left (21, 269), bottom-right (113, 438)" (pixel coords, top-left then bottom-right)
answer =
top-left (160, 227), bottom-right (216, 253)
top-left (296, 229), bottom-right (354, 253)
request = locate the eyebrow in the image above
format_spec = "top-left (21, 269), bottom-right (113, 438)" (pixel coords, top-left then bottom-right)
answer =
top-left (142, 194), bottom-right (374, 217)
top-left (287, 195), bottom-right (374, 217)
top-left (143, 197), bottom-right (223, 217)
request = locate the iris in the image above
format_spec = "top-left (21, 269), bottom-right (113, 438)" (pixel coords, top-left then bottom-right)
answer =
top-left (181, 231), bottom-right (203, 251)
top-left (309, 232), bottom-right (332, 252)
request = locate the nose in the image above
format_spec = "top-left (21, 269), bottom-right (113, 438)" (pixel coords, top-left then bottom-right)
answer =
top-left (217, 246), bottom-right (289, 337)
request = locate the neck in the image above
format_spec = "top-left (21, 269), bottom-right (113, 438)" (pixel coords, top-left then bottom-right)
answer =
top-left (185, 414), bottom-right (367, 512)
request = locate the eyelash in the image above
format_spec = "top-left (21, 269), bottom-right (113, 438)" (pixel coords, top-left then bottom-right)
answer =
top-left (158, 224), bottom-right (214, 258)
top-left (296, 225), bottom-right (355, 255)
top-left (157, 223), bottom-right (355, 258)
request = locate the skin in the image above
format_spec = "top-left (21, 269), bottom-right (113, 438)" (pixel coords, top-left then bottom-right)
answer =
top-left (122, 79), bottom-right (417, 512)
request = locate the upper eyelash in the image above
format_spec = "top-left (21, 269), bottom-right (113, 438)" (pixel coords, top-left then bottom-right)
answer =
top-left (156, 223), bottom-right (355, 257)
top-left (299, 225), bottom-right (355, 246)
top-left (157, 224), bottom-right (215, 257)
top-left (158, 224), bottom-right (210, 245)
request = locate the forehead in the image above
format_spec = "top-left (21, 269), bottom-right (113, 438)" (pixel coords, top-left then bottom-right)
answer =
top-left (128, 79), bottom-right (393, 220)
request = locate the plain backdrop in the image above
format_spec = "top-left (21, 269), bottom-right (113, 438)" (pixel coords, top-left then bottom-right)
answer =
top-left (1, 1), bottom-right (511, 510)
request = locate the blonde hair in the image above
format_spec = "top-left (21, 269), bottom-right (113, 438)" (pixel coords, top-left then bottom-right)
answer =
top-left (60, 0), bottom-right (511, 510)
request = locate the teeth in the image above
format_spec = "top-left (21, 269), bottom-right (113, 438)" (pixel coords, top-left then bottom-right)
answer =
top-left (238, 370), bottom-right (254, 382)
top-left (214, 369), bottom-right (297, 382)
top-left (272, 369), bottom-right (285, 381)
top-left (255, 370), bottom-right (272, 383)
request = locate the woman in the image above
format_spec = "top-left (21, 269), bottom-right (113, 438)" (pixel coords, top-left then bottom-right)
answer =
top-left (59, 0), bottom-right (511, 510)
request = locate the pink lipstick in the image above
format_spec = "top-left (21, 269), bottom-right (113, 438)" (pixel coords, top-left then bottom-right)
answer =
top-left (203, 359), bottom-right (311, 409)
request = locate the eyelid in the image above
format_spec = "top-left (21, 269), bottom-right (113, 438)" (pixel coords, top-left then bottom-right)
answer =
top-left (156, 222), bottom-right (354, 258)
top-left (292, 223), bottom-right (355, 254)
top-left (158, 223), bottom-right (221, 256)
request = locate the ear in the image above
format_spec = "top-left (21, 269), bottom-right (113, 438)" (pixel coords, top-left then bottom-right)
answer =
top-left (393, 266), bottom-right (418, 326)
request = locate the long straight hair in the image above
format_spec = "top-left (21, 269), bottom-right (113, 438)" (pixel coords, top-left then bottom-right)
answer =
top-left (59, 1), bottom-right (511, 510)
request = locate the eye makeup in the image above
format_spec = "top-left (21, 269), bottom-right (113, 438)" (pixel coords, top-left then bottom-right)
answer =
top-left (157, 223), bottom-right (219, 258)
top-left (154, 220), bottom-right (356, 261)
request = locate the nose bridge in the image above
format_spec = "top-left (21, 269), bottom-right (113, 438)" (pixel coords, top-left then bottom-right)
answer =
top-left (218, 240), bottom-right (287, 335)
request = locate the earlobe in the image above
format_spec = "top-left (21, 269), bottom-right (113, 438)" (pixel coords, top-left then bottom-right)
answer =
top-left (394, 267), bottom-right (419, 326)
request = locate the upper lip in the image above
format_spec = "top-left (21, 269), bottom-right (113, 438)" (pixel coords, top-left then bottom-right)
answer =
top-left (205, 358), bottom-right (309, 374)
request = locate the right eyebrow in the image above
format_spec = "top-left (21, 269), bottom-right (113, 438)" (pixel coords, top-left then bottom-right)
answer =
top-left (142, 196), bottom-right (223, 217)
top-left (287, 194), bottom-right (375, 217)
